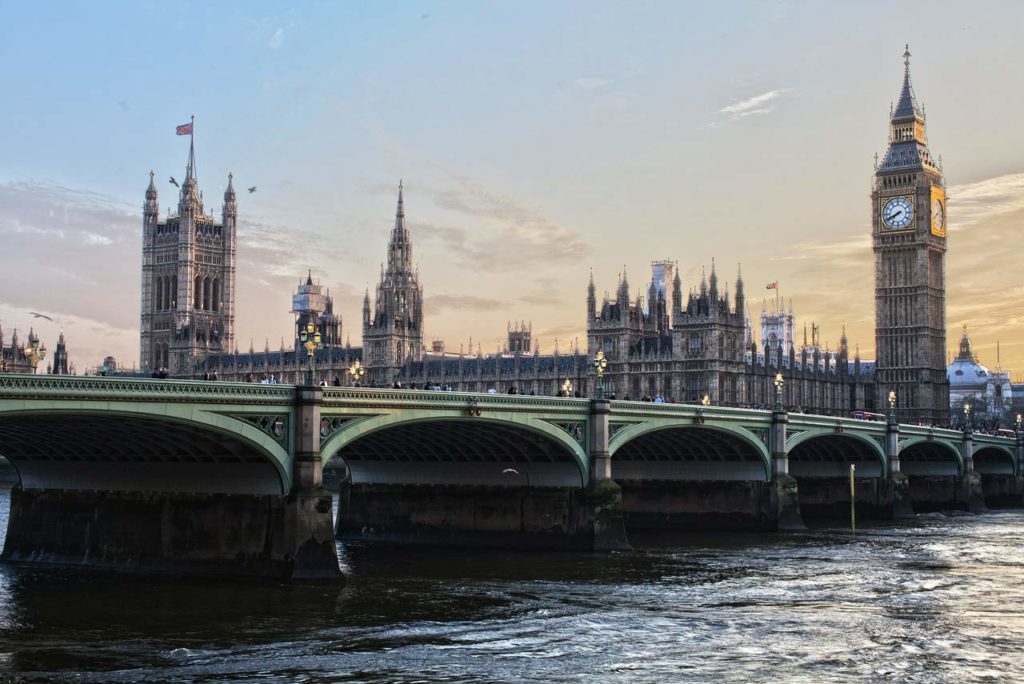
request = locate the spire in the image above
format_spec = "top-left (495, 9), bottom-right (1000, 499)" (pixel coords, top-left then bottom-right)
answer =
top-left (306, 269), bottom-right (313, 286)
top-left (179, 116), bottom-right (201, 212)
top-left (893, 44), bottom-right (922, 121)
top-left (224, 172), bottom-right (236, 202)
top-left (879, 45), bottom-right (937, 174)
top-left (185, 115), bottom-right (197, 182)
top-left (957, 323), bottom-right (973, 360)
top-left (146, 170), bottom-right (158, 201)
top-left (709, 258), bottom-right (718, 296)
top-left (386, 181), bottom-right (413, 273)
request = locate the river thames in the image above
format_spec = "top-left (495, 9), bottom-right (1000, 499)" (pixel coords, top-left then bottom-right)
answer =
top-left (0, 492), bottom-right (1022, 682)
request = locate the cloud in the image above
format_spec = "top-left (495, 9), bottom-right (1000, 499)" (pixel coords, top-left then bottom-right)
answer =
top-left (719, 89), bottom-right (789, 122)
top-left (571, 77), bottom-right (610, 90)
top-left (425, 294), bottom-right (503, 314)
top-left (947, 173), bottom-right (1024, 232)
top-left (412, 175), bottom-right (590, 270)
top-left (268, 27), bottom-right (284, 49)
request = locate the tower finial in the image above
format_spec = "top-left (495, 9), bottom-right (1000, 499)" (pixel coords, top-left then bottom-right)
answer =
top-left (903, 43), bottom-right (911, 71)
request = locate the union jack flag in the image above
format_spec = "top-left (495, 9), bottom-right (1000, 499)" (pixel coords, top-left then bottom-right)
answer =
top-left (176, 122), bottom-right (193, 136)
top-left (766, 281), bottom-right (778, 290)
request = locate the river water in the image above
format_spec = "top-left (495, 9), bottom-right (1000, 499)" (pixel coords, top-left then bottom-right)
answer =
top-left (0, 492), bottom-right (1022, 682)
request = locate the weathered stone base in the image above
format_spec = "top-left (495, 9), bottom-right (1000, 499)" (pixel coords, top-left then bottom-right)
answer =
top-left (617, 478), bottom-right (804, 532)
top-left (1, 487), bottom-right (343, 582)
top-left (337, 482), bottom-right (629, 550)
top-left (907, 473), bottom-right (986, 513)
top-left (980, 474), bottom-right (1024, 509)
top-left (960, 471), bottom-right (986, 513)
top-left (795, 475), bottom-right (913, 521)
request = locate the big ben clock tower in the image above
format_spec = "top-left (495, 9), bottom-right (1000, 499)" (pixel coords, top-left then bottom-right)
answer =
top-left (872, 46), bottom-right (949, 425)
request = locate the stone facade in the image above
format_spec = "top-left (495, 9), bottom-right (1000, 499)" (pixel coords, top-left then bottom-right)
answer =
top-left (139, 138), bottom-right (237, 376)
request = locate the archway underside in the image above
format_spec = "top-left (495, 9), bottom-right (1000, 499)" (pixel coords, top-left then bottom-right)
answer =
top-left (0, 414), bottom-right (284, 494)
top-left (335, 420), bottom-right (585, 487)
top-left (974, 447), bottom-right (1015, 475)
top-left (789, 435), bottom-right (884, 478)
top-left (612, 428), bottom-right (767, 481)
top-left (900, 442), bottom-right (961, 476)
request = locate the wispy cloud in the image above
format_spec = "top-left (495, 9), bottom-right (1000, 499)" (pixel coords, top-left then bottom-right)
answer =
top-left (571, 77), bottom-right (610, 91)
top-left (948, 172), bottom-right (1024, 232)
top-left (425, 294), bottom-right (504, 315)
top-left (268, 27), bottom-right (284, 49)
top-left (718, 89), bottom-right (789, 122)
top-left (411, 175), bottom-right (590, 270)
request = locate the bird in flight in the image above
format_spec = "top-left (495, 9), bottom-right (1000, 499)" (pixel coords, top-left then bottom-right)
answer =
top-left (169, 176), bottom-right (179, 188)
top-left (29, 312), bottom-right (54, 322)
top-left (248, 186), bottom-right (257, 193)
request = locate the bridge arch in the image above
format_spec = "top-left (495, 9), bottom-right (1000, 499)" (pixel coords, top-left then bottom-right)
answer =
top-left (787, 430), bottom-right (887, 478)
top-left (609, 423), bottom-right (771, 481)
top-left (321, 414), bottom-right (588, 488)
top-left (974, 445), bottom-right (1016, 475)
top-left (898, 438), bottom-right (963, 477)
top-left (0, 408), bottom-right (291, 494)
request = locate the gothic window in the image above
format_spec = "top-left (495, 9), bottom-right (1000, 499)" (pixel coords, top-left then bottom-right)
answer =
top-left (203, 277), bottom-right (211, 311)
top-left (171, 276), bottom-right (177, 307)
top-left (155, 277), bottom-right (163, 312)
top-left (194, 277), bottom-right (202, 309)
top-left (212, 279), bottom-right (220, 312)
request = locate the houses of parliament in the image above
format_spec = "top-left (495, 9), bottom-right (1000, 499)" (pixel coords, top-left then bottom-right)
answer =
top-left (136, 49), bottom-right (969, 425)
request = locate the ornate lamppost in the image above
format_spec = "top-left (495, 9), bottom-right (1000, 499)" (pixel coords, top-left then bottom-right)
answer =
top-left (348, 360), bottom-right (365, 387)
top-left (963, 400), bottom-right (973, 434)
top-left (561, 378), bottom-right (573, 397)
top-left (23, 337), bottom-right (47, 375)
top-left (593, 350), bottom-right (608, 400)
top-left (1016, 413), bottom-right (1022, 436)
top-left (701, 394), bottom-right (711, 407)
top-left (773, 373), bottom-right (785, 412)
top-left (887, 390), bottom-right (897, 424)
top-left (299, 321), bottom-right (322, 386)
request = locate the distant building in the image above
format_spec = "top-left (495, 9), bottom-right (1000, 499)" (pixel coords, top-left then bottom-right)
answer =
top-left (49, 330), bottom-right (69, 374)
top-left (0, 326), bottom-right (39, 373)
top-left (947, 327), bottom-right (1020, 426)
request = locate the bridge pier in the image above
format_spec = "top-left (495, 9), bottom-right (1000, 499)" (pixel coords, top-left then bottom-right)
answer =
top-left (959, 431), bottom-right (986, 513)
top-left (0, 383), bottom-right (342, 582)
top-left (770, 408), bottom-right (804, 530)
top-left (887, 420), bottom-right (914, 519)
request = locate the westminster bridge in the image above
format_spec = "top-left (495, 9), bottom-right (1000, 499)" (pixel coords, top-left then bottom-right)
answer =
top-left (0, 375), bottom-right (1020, 580)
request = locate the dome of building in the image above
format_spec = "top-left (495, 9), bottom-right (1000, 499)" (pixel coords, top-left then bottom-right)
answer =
top-left (947, 326), bottom-right (990, 388)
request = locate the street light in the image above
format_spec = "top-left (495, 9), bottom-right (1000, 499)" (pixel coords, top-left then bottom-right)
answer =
top-left (963, 400), bottom-right (972, 433)
top-left (701, 394), bottom-right (711, 407)
top-left (299, 321), bottom-right (323, 386)
top-left (887, 390), bottom-right (897, 423)
top-left (1017, 413), bottom-right (1022, 434)
top-left (593, 350), bottom-right (608, 400)
top-left (561, 378), bottom-right (573, 397)
top-left (773, 373), bottom-right (784, 412)
top-left (23, 338), bottom-right (47, 374)
top-left (348, 359), bottom-right (365, 387)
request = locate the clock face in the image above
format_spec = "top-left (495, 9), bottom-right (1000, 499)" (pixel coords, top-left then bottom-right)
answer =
top-left (931, 198), bottom-right (945, 231)
top-left (882, 197), bottom-right (914, 230)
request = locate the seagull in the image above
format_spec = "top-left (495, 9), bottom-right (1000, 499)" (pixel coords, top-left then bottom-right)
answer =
top-left (169, 176), bottom-right (179, 188)
top-left (29, 312), bottom-right (54, 322)
top-left (248, 186), bottom-right (257, 193)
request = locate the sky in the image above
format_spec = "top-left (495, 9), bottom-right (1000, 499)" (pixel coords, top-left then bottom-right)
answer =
top-left (1, 1), bottom-right (1023, 376)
